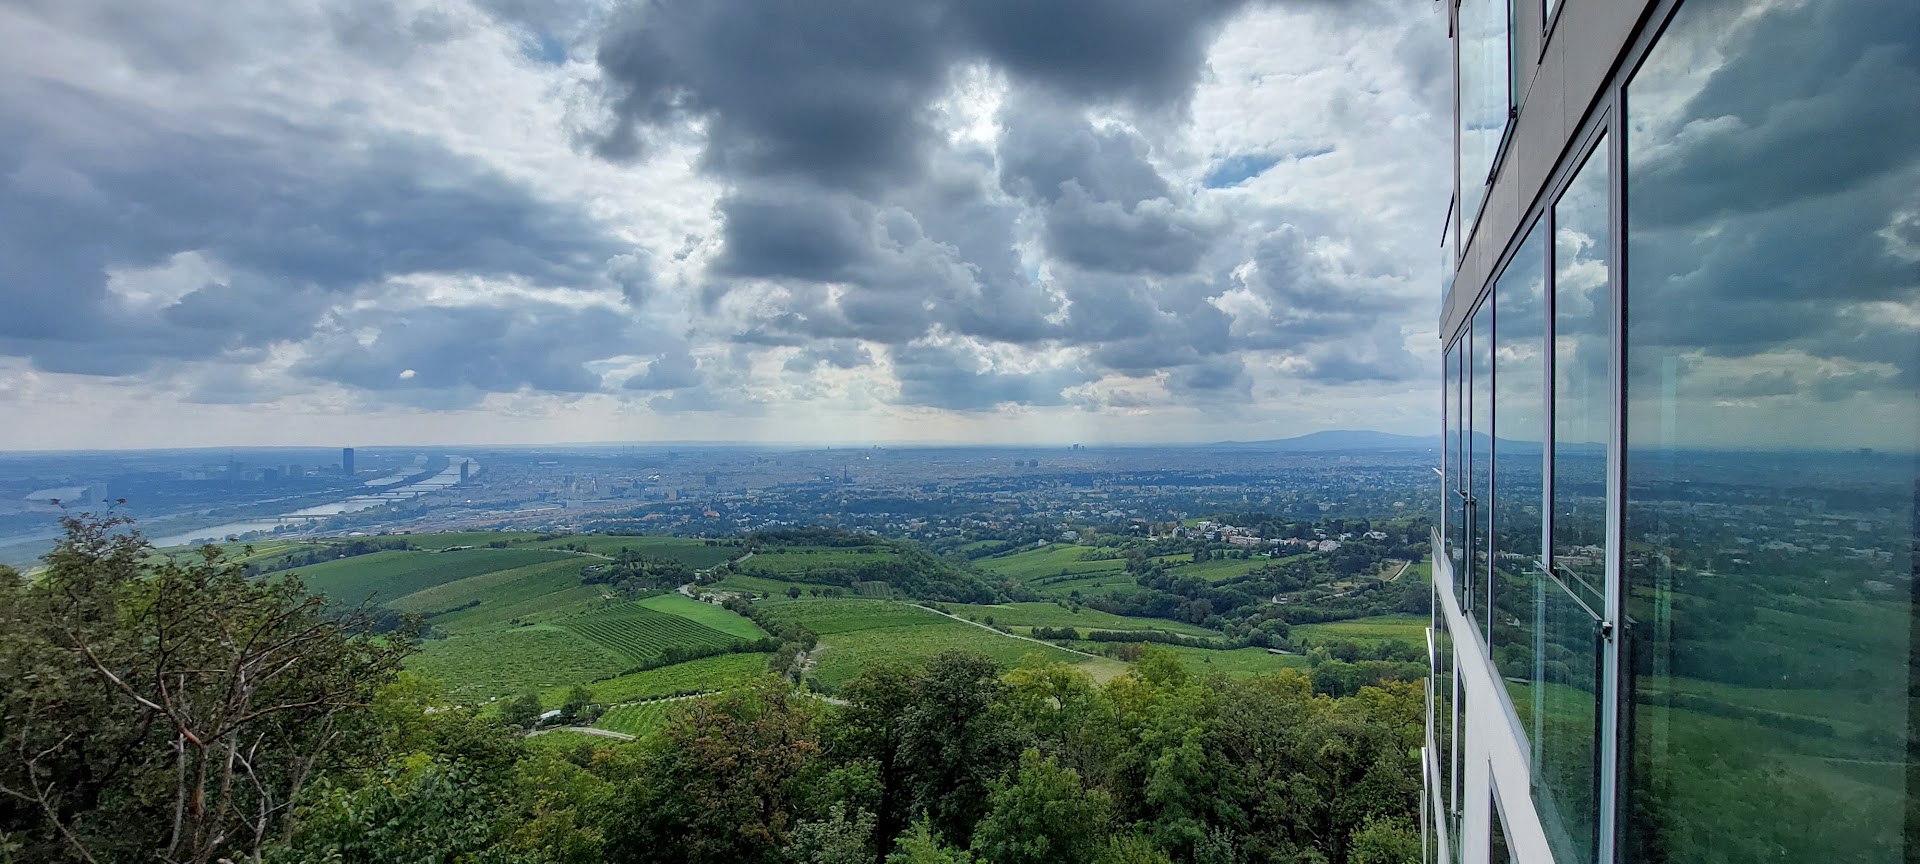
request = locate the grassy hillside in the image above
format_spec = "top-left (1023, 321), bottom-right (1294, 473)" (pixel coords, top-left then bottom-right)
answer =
top-left (758, 598), bottom-right (1124, 687)
top-left (1293, 614), bottom-right (1428, 649)
top-left (974, 544), bottom-right (1128, 582)
top-left (291, 548), bottom-right (576, 605)
top-left (941, 601), bottom-right (1220, 639)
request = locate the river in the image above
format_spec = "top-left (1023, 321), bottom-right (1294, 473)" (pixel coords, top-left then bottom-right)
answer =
top-left (150, 457), bottom-right (478, 547)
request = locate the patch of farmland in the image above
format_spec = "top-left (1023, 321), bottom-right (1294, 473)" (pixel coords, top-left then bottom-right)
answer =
top-left (408, 531), bottom-right (544, 550)
top-left (560, 601), bottom-right (741, 666)
top-left (532, 535), bottom-right (740, 568)
top-left (715, 572), bottom-right (856, 596)
top-left (974, 544), bottom-right (1127, 582)
top-left (757, 599), bottom-right (946, 635)
top-left (806, 615), bottom-right (1107, 689)
top-left (289, 548), bottom-right (566, 606)
top-left (534, 653), bottom-right (774, 709)
top-left (637, 593), bottom-right (765, 639)
top-left (408, 625), bottom-right (625, 700)
top-left (595, 699), bottom-right (693, 738)
top-left (742, 546), bottom-right (902, 575)
top-left (1149, 555), bottom-right (1275, 583)
top-left (1292, 614), bottom-right (1429, 649)
top-left (1030, 573), bottom-right (1143, 599)
top-left (1146, 645), bottom-right (1310, 677)
top-left (385, 557), bottom-right (585, 620)
top-left (941, 602), bottom-right (1220, 638)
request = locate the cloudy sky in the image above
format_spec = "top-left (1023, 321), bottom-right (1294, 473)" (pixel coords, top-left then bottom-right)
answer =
top-left (0, 0), bottom-right (1450, 450)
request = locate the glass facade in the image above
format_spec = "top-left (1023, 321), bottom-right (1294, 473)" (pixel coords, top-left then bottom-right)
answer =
top-left (1434, 0), bottom-right (1917, 860)
top-left (1621, 0), bottom-right (1920, 860)
top-left (1456, 0), bottom-right (1510, 235)
top-left (1469, 301), bottom-right (1492, 627)
top-left (1489, 222), bottom-right (1545, 705)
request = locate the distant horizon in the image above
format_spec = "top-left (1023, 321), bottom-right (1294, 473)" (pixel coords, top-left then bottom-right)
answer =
top-left (0, 428), bottom-right (1437, 456)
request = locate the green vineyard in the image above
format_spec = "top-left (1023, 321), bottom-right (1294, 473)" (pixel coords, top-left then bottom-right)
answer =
top-left (562, 602), bottom-right (742, 666)
top-left (595, 699), bottom-right (691, 737)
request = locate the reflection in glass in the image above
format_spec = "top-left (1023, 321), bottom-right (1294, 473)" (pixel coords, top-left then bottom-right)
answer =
top-left (1531, 136), bottom-right (1610, 864)
top-left (1489, 790), bottom-right (1515, 864)
top-left (1489, 222), bottom-right (1545, 718)
top-left (1435, 612), bottom-right (1456, 853)
top-left (1623, 0), bottom-right (1920, 860)
top-left (1447, 340), bottom-right (1465, 597)
top-left (1457, 0), bottom-right (1511, 234)
top-left (1470, 301), bottom-right (1493, 627)
top-left (1552, 140), bottom-right (1609, 612)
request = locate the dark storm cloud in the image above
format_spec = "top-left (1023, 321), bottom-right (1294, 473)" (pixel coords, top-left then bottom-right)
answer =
top-left (946, 0), bottom-right (1251, 107)
top-left (784, 341), bottom-right (875, 373)
top-left (295, 302), bottom-right (629, 406)
top-left (623, 349), bottom-right (700, 390)
top-left (997, 96), bottom-right (1214, 273)
top-left (890, 343), bottom-right (1094, 410)
top-left (0, 80), bottom-right (631, 377)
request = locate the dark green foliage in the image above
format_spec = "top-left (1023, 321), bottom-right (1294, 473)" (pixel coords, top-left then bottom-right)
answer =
top-left (969, 749), bottom-right (1113, 864)
top-left (502, 692), bottom-right (546, 729)
top-left (582, 549), bottom-right (697, 594)
top-left (0, 516), bottom-right (410, 864)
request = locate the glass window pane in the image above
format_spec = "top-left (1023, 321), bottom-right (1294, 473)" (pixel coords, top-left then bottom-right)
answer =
top-left (1489, 221), bottom-right (1546, 712)
top-left (1552, 140), bottom-right (1609, 612)
top-left (1624, 0), bottom-right (1920, 860)
top-left (1489, 788), bottom-right (1516, 864)
top-left (1469, 301), bottom-right (1493, 625)
top-left (1435, 610), bottom-right (1457, 851)
top-left (1458, 0), bottom-right (1512, 233)
top-left (1534, 581), bottom-right (1601, 862)
top-left (1446, 340), bottom-right (1463, 580)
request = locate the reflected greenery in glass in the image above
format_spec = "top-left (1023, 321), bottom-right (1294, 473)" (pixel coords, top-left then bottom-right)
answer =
top-left (1624, 0), bottom-right (1920, 860)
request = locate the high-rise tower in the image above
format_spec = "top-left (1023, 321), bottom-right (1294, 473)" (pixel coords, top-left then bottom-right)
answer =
top-left (341, 447), bottom-right (355, 477)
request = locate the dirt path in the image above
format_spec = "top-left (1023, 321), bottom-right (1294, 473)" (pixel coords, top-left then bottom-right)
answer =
top-left (919, 606), bottom-right (1106, 660)
top-left (1381, 559), bottom-right (1413, 582)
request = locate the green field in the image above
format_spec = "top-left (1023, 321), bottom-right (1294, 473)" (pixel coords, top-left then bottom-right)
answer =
top-left (742, 546), bottom-right (901, 574)
top-left (532, 652), bottom-right (773, 708)
top-left (1148, 645), bottom-right (1310, 677)
top-left (1150, 553), bottom-right (1303, 583)
top-left (1293, 614), bottom-right (1429, 648)
top-left (759, 599), bottom-right (947, 635)
top-left (562, 602), bottom-right (741, 665)
top-left (1029, 573), bottom-right (1142, 599)
top-left (637, 593), bottom-right (765, 638)
top-left (290, 548), bottom-right (574, 606)
top-left (532, 535), bottom-right (740, 568)
top-left (411, 626), bottom-right (626, 699)
top-left (406, 531), bottom-right (544, 550)
top-left (714, 572), bottom-right (852, 596)
top-left (941, 602), bottom-right (1219, 639)
top-left (759, 599), bottom-right (1121, 688)
top-left (974, 544), bottom-right (1127, 582)
top-left (595, 699), bottom-right (690, 737)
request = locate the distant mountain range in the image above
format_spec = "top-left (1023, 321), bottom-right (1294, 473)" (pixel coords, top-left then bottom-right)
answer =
top-left (1208, 430), bottom-right (1442, 451)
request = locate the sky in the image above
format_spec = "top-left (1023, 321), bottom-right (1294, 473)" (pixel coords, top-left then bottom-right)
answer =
top-left (0, 0), bottom-right (1452, 450)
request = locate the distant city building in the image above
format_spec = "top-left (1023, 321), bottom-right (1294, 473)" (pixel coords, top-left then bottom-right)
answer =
top-left (460, 460), bottom-right (471, 483)
top-left (341, 447), bottom-right (355, 476)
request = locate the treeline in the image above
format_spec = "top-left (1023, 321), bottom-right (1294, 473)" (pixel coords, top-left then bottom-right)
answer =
top-left (723, 596), bottom-right (820, 679)
top-left (582, 549), bottom-right (697, 594)
top-left (247, 536), bottom-right (416, 575)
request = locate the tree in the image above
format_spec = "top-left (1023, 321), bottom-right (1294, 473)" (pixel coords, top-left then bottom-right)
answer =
top-left (502, 692), bottom-right (546, 729)
top-left (831, 660), bottom-right (926, 861)
top-left (969, 749), bottom-right (1112, 864)
top-left (784, 802), bottom-right (876, 864)
top-left (0, 515), bottom-right (409, 864)
top-left (899, 652), bottom-right (1017, 847)
top-left (1347, 816), bottom-right (1420, 864)
top-left (789, 586), bottom-right (805, 599)
top-left (886, 821), bottom-right (974, 864)
top-left (603, 681), bottom-right (824, 864)
top-left (560, 685), bottom-right (594, 723)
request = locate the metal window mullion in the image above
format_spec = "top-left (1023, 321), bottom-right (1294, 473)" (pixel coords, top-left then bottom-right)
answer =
top-left (1597, 98), bottom-right (1626, 864)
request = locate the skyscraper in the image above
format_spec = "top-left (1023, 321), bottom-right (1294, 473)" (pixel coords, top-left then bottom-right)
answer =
top-left (1429, 0), bottom-right (1918, 862)
top-left (460, 460), bottom-right (470, 483)
top-left (341, 447), bottom-right (355, 477)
